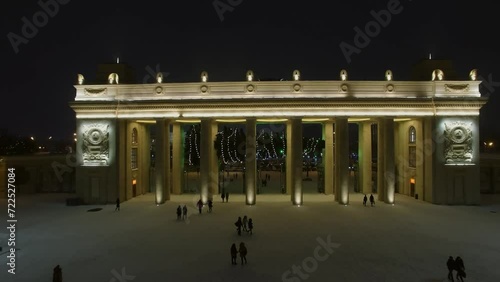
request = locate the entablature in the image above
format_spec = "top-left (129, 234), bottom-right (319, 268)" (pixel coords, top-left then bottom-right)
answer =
top-left (74, 80), bottom-right (482, 101)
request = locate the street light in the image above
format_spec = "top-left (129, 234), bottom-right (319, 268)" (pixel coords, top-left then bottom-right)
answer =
top-left (484, 141), bottom-right (494, 151)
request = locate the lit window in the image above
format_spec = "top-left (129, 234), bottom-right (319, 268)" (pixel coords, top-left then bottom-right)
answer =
top-left (132, 128), bottom-right (138, 144)
top-left (131, 148), bottom-right (138, 169)
top-left (409, 146), bottom-right (416, 168)
top-left (409, 126), bottom-right (416, 144)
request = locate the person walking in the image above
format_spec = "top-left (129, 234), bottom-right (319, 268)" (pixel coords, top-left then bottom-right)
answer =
top-left (235, 217), bottom-right (242, 236)
top-left (176, 205), bottom-right (182, 220)
top-left (230, 243), bottom-right (238, 265)
top-left (115, 198), bottom-right (120, 211)
top-left (239, 242), bottom-right (247, 265)
top-left (455, 256), bottom-right (466, 282)
top-left (53, 265), bottom-right (62, 282)
top-left (247, 218), bottom-right (253, 235)
top-left (447, 256), bottom-right (456, 282)
top-left (226, 192), bottom-right (229, 203)
top-left (197, 199), bottom-right (203, 214)
top-left (208, 199), bottom-right (213, 213)
top-left (221, 189), bottom-right (226, 203)
top-left (182, 205), bottom-right (188, 220)
top-left (363, 194), bottom-right (367, 206)
top-left (369, 194), bottom-right (375, 207)
top-left (242, 215), bottom-right (248, 232)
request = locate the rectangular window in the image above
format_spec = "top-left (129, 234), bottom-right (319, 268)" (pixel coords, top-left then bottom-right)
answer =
top-left (409, 146), bottom-right (416, 168)
top-left (131, 148), bottom-right (138, 169)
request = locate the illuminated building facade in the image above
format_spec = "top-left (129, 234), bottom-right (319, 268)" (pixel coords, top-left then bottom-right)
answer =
top-left (70, 65), bottom-right (487, 206)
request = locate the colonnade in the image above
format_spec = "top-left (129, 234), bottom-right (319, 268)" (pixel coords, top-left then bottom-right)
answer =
top-left (153, 118), bottom-right (398, 206)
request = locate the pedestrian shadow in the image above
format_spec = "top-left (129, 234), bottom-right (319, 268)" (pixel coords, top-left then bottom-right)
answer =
top-left (87, 208), bottom-right (102, 212)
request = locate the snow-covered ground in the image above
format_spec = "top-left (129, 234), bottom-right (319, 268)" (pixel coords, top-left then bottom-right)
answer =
top-left (1, 192), bottom-right (499, 282)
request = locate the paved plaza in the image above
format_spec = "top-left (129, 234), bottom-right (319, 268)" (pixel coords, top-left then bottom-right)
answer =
top-left (1, 192), bottom-right (500, 282)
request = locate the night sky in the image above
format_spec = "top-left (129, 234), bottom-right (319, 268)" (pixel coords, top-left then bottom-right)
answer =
top-left (2, 0), bottom-right (499, 142)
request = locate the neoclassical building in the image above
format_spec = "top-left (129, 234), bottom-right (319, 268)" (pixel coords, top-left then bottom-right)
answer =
top-left (70, 63), bottom-right (487, 206)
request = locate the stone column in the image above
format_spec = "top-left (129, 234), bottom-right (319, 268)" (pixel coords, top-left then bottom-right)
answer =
top-left (200, 119), bottom-right (212, 204)
top-left (287, 118), bottom-right (303, 205)
top-left (335, 117), bottom-right (349, 204)
top-left (322, 120), bottom-right (334, 195)
top-left (172, 123), bottom-right (184, 194)
top-left (377, 121), bottom-right (384, 202)
top-left (210, 121), bottom-right (219, 196)
top-left (358, 122), bottom-right (372, 194)
top-left (245, 118), bottom-right (257, 205)
top-left (377, 118), bottom-right (395, 204)
top-left (154, 119), bottom-right (171, 204)
top-left (415, 119), bottom-right (425, 201)
top-left (423, 117), bottom-right (434, 202)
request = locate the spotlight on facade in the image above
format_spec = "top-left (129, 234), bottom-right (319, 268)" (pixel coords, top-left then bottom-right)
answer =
top-left (156, 72), bottom-right (163, 83)
top-left (201, 71), bottom-right (208, 82)
top-left (432, 69), bottom-right (444, 81)
top-left (469, 69), bottom-right (478, 81)
top-left (246, 70), bottom-right (254, 82)
top-left (340, 69), bottom-right (348, 81)
top-left (77, 74), bottom-right (85, 85)
top-left (293, 70), bottom-right (300, 81)
top-left (385, 70), bottom-right (393, 81)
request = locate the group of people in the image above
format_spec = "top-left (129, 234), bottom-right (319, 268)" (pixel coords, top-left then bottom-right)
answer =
top-left (363, 194), bottom-right (375, 207)
top-left (447, 256), bottom-right (466, 282)
top-left (197, 199), bottom-right (213, 213)
top-left (230, 242), bottom-right (247, 265)
top-left (221, 189), bottom-right (230, 203)
top-left (234, 215), bottom-right (253, 235)
top-left (176, 205), bottom-right (188, 220)
top-left (177, 198), bottom-right (216, 220)
top-left (261, 174), bottom-right (271, 187)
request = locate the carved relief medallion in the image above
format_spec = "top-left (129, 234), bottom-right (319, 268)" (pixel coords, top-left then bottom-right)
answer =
top-left (444, 121), bottom-right (473, 164)
top-left (82, 124), bottom-right (110, 165)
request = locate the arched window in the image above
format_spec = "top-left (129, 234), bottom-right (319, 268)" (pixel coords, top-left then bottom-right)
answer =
top-left (409, 126), bottom-right (416, 144)
top-left (409, 126), bottom-right (416, 168)
top-left (132, 128), bottom-right (138, 144)
top-left (131, 128), bottom-right (138, 170)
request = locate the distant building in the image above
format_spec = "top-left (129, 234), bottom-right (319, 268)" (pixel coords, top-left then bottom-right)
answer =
top-left (0, 155), bottom-right (76, 198)
top-left (95, 62), bottom-right (136, 84)
top-left (410, 58), bottom-right (460, 81)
